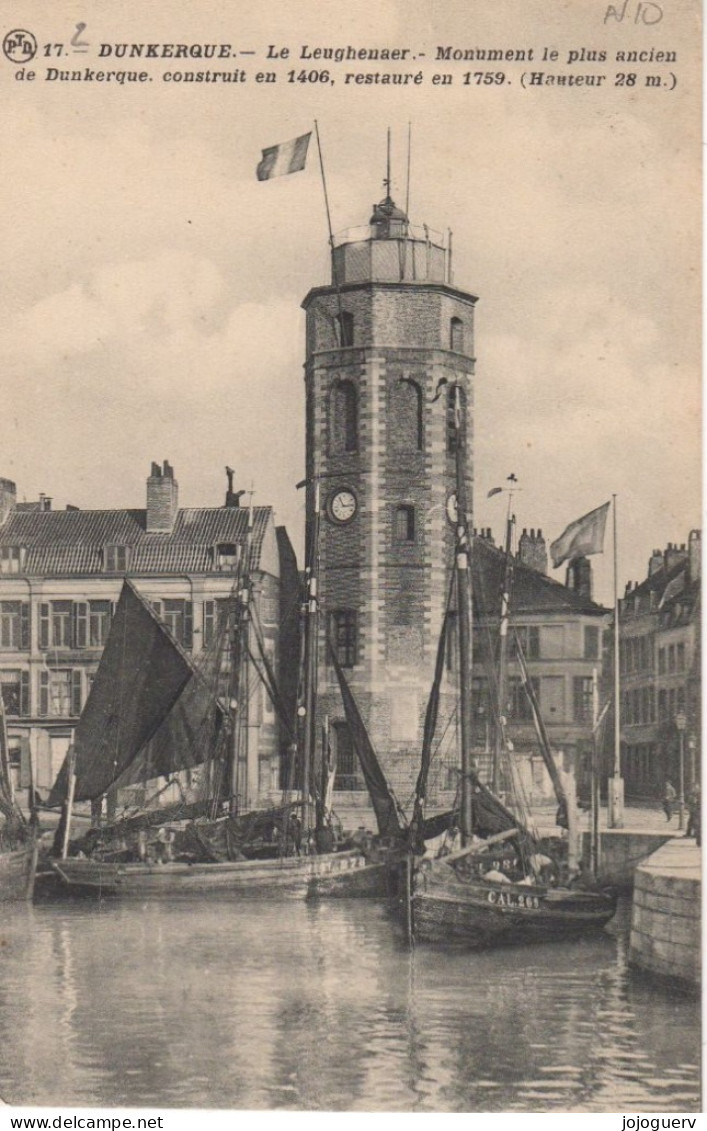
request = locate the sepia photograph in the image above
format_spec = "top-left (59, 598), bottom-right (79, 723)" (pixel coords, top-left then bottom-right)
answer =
top-left (0, 0), bottom-right (701, 1118)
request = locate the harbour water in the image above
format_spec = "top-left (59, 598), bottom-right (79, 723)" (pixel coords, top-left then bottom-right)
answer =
top-left (0, 895), bottom-right (699, 1112)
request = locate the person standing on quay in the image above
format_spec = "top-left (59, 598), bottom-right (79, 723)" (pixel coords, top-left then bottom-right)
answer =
top-left (662, 780), bottom-right (677, 822)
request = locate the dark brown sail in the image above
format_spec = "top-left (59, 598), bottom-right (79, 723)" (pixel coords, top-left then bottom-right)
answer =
top-left (328, 640), bottom-right (405, 840)
top-left (48, 581), bottom-right (194, 805)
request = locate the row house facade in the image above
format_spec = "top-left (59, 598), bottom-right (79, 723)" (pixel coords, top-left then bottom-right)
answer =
top-left (617, 531), bottom-right (701, 797)
top-left (468, 532), bottom-right (609, 804)
top-left (0, 463), bottom-right (299, 809)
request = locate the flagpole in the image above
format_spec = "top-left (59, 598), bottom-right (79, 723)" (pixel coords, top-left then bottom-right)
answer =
top-left (609, 493), bottom-right (624, 827)
top-left (313, 120), bottom-right (346, 347)
top-left (400, 121), bottom-right (412, 281)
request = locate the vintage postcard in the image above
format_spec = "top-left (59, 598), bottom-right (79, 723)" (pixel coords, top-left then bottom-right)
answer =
top-left (0, 0), bottom-right (700, 1121)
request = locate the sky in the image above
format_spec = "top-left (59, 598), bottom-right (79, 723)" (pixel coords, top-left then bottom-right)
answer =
top-left (0, 0), bottom-right (701, 606)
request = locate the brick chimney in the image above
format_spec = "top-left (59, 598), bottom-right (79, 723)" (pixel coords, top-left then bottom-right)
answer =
top-left (664, 541), bottom-right (688, 574)
top-left (146, 460), bottom-right (178, 533)
top-left (0, 478), bottom-right (16, 526)
top-left (565, 556), bottom-right (592, 602)
top-left (688, 529), bottom-right (701, 582)
top-left (648, 548), bottom-right (663, 576)
top-left (517, 527), bottom-right (548, 574)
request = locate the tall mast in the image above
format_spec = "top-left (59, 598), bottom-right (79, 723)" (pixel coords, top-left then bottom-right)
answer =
top-left (302, 475), bottom-right (321, 844)
top-left (227, 492), bottom-right (253, 816)
top-left (453, 384), bottom-right (474, 843)
top-left (609, 492), bottom-right (624, 827)
top-left (494, 492), bottom-right (516, 792)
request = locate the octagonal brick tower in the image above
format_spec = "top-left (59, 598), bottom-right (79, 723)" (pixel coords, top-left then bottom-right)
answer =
top-left (302, 193), bottom-right (477, 811)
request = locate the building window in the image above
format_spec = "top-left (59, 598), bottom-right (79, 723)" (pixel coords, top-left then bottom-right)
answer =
top-left (40, 669), bottom-right (82, 717)
top-left (509, 676), bottom-right (540, 721)
top-left (73, 600), bottom-right (112, 648)
top-left (667, 644), bottom-right (676, 673)
top-left (161, 600), bottom-right (194, 649)
top-left (0, 546), bottom-right (23, 574)
top-left (332, 720), bottom-right (362, 790)
top-left (330, 609), bottom-right (357, 668)
top-left (394, 379), bottom-right (423, 451)
top-left (584, 625), bottom-right (600, 661)
top-left (336, 311), bottom-right (354, 347)
top-left (48, 601), bottom-right (71, 646)
top-left (105, 544), bottom-right (129, 572)
top-left (514, 625), bottom-right (540, 660)
top-left (0, 670), bottom-right (29, 716)
top-left (450, 317), bottom-right (464, 353)
top-left (446, 386), bottom-right (466, 455)
top-left (658, 647), bottom-right (666, 675)
top-left (676, 642), bottom-right (686, 672)
top-left (89, 601), bottom-right (112, 646)
top-left (331, 380), bottom-right (358, 454)
top-left (573, 676), bottom-right (593, 723)
top-left (394, 504), bottom-right (415, 543)
top-left (203, 598), bottom-right (230, 648)
top-left (0, 602), bottom-right (30, 650)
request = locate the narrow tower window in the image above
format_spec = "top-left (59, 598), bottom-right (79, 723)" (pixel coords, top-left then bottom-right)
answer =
top-left (331, 380), bottom-right (358, 454)
top-left (450, 317), bottom-right (464, 352)
top-left (394, 504), bottom-right (416, 543)
top-left (446, 386), bottom-right (466, 454)
top-left (336, 311), bottom-right (354, 347)
top-left (394, 379), bottom-right (423, 451)
top-left (330, 610), bottom-right (358, 667)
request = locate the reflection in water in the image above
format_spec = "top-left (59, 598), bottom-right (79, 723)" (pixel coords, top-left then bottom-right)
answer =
top-left (0, 896), bottom-right (698, 1112)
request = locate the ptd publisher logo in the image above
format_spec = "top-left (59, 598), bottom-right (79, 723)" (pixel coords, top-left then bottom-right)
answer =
top-left (3, 29), bottom-right (37, 63)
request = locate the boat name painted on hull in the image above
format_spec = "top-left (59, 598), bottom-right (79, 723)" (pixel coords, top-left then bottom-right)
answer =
top-left (487, 889), bottom-right (540, 909)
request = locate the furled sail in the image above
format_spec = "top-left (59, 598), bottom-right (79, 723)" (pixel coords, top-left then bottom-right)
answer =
top-left (412, 609), bottom-right (449, 829)
top-left (48, 581), bottom-right (194, 805)
top-left (0, 693), bottom-right (17, 821)
top-left (513, 627), bottom-right (568, 826)
top-left (327, 641), bottom-right (405, 839)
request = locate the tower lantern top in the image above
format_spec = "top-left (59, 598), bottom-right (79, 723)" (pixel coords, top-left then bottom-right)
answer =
top-left (369, 194), bottom-right (409, 240)
top-left (330, 194), bottom-right (450, 286)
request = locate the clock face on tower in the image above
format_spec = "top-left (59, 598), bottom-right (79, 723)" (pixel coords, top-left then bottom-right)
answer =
top-left (328, 488), bottom-right (358, 524)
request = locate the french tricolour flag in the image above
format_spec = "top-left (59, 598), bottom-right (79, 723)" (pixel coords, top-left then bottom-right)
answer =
top-left (256, 132), bottom-right (311, 181)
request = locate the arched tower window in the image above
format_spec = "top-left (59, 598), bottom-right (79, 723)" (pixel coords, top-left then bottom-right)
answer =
top-left (336, 311), bottom-right (354, 347)
top-left (450, 317), bottom-right (464, 352)
top-left (446, 385), bottom-right (466, 455)
top-left (394, 504), bottom-right (416, 543)
top-left (393, 378), bottom-right (423, 451)
top-left (331, 380), bottom-right (358, 453)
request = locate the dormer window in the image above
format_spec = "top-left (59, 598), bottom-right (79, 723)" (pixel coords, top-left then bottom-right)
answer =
top-left (215, 542), bottom-right (239, 571)
top-left (105, 544), bottom-right (130, 572)
top-left (0, 546), bottom-right (24, 574)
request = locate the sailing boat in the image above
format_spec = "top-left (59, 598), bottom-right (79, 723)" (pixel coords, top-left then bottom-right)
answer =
top-left (409, 387), bottom-right (617, 947)
top-left (0, 691), bottom-right (37, 902)
top-left (48, 565), bottom-right (390, 898)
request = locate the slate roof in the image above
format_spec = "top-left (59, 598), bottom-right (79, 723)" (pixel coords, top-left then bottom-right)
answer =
top-left (473, 537), bottom-right (608, 619)
top-left (0, 506), bottom-right (273, 576)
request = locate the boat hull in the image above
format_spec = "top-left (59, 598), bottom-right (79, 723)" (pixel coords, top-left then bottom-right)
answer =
top-left (0, 841), bottom-right (38, 903)
top-left (307, 859), bottom-right (390, 899)
top-left (51, 849), bottom-right (380, 900)
top-left (412, 861), bottom-right (617, 947)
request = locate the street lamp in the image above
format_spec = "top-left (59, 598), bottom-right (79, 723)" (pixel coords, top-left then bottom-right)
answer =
top-left (675, 711), bottom-right (687, 831)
